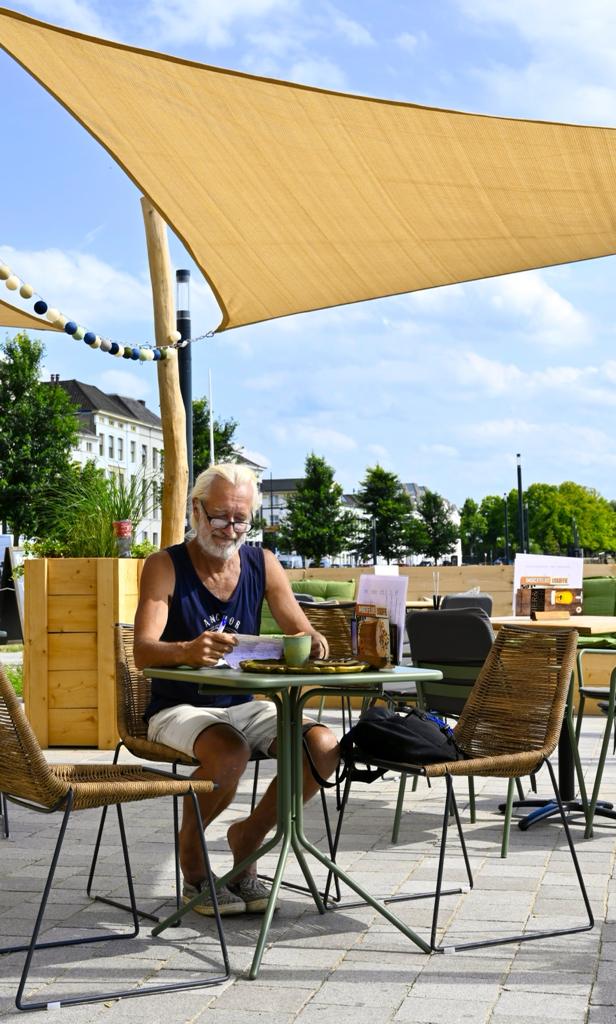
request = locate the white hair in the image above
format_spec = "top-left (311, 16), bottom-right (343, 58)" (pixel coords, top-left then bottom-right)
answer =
top-left (190, 463), bottom-right (259, 528)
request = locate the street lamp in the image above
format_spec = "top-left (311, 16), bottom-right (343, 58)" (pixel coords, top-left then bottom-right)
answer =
top-left (371, 517), bottom-right (377, 565)
top-left (516, 453), bottom-right (526, 553)
top-left (503, 492), bottom-right (510, 564)
top-left (176, 269), bottom-right (192, 497)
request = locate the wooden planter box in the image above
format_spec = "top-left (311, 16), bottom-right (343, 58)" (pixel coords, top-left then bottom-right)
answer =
top-left (24, 558), bottom-right (143, 750)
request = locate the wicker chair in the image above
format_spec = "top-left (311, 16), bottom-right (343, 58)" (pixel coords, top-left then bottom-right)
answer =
top-left (299, 603), bottom-right (355, 728)
top-left (86, 623), bottom-right (197, 920)
top-left (88, 624), bottom-right (267, 918)
top-left (333, 625), bottom-right (594, 952)
top-left (0, 665), bottom-right (229, 1011)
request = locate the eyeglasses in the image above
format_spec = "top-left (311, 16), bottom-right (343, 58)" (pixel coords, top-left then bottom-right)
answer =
top-left (200, 502), bottom-right (252, 533)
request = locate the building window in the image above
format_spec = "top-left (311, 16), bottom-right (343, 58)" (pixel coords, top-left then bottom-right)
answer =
top-left (153, 448), bottom-right (158, 470)
top-left (152, 532), bottom-right (158, 547)
top-left (98, 433), bottom-right (104, 455)
top-left (118, 437), bottom-right (124, 460)
top-left (86, 442), bottom-right (92, 453)
top-left (130, 440), bottom-right (136, 462)
top-left (141, 444), bottom-right (147, 467)
top-left (108, 436), bottom-right (114, 459)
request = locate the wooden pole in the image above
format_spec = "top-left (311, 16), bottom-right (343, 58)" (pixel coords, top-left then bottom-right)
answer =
top-left (141, 197), bottom-right (188, 546)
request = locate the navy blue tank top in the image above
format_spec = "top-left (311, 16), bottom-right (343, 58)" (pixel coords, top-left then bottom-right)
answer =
top-left (145, 542), bottom-right (266, 719)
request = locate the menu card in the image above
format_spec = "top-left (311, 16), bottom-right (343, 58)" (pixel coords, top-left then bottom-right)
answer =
top-left (356, 574), bottom-right (408, 662)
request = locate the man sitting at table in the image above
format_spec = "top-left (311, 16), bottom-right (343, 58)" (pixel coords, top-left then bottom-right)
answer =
top-left (134, 462), bottom-right (339, 916)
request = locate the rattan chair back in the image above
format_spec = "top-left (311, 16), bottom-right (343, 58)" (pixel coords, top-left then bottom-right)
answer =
top-left (299, 604), bottom-right (354, 659)
top-left (115, 623), bottom-right (196, 766)
top-left (450, 625), bottom-right (577, 773)
top-left (0, 666), bottom-right (68, 808)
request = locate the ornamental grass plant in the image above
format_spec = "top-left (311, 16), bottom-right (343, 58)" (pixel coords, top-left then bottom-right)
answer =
top-left (27, 461), bottom-right (157, 558)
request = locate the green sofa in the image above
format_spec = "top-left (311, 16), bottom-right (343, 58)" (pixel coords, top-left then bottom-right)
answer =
top-left (580, 576), bottom-right (616, 648)
top-left (259, 578), bottom-right (356, 634)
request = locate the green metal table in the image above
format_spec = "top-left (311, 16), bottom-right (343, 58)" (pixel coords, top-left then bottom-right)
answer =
top-left (143, 663), bottom-right (443, 978)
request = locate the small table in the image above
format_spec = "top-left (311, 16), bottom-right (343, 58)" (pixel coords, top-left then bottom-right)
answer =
top-left (491, 618), bottom-right (616, 830)
top-left (143, 663), bottom-right (443, 978)
top-left (492, 615), bottom-right (616, 635)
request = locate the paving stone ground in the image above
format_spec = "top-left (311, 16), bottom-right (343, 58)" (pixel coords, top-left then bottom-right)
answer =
top-left (1, 711), bottom-right (615, 1023)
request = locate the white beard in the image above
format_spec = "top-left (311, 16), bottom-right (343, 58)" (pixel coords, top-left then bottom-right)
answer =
top-left (195, 528), bottom-right (246, 562)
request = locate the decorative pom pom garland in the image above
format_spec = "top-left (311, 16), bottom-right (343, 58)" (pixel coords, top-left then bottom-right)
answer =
top-left (0, 259), bottom-right (213, 361)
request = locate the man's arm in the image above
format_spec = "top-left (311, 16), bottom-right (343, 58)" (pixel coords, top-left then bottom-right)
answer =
top-left (133, 550), bottom-right (236, 669)
top-left (263, 550), bottom-right (329, 658)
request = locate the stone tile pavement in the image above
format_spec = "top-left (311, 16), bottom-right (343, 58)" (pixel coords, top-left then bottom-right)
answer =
top-left (1, 712), bottom-right (615, 1023)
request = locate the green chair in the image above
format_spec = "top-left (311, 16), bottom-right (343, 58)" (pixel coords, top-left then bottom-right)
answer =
top-left (574, 577), bottom-right (616, 742)
top-left (393, 608), bottom-right (496, 843)
top-left (259, 577), bottom-right (356, 634)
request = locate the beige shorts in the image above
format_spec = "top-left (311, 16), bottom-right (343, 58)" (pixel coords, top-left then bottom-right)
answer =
top-left (147, 699), bottom-right (279, 759)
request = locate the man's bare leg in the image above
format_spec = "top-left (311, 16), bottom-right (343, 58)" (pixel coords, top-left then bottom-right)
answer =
top-left (227, 725), bottom-right (339, 879)
top-left (180, 724), bottom-right (250, 886)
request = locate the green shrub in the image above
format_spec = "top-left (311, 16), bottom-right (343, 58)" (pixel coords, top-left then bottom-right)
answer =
top-left (4, 664), bottom-right (23, 697)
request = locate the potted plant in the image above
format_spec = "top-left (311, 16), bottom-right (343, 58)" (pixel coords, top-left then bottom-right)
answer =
top-left (23, 463), bottom-right (159, 750)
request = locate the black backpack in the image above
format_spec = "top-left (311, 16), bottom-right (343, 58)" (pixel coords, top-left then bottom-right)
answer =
top-left (304, 705), bottom-right (468, 789)
top-left (337, 705), bottom-right (468, 784)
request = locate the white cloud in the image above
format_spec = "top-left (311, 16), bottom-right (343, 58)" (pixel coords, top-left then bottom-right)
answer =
top-left (97, 369), bottom-right (151, 398)
top-left (367, 443), bottom-right (389, 460)
top-left (272, 421), bottom-right (357, 451)
top-left (396, 32), bottom-right (419, 54)
top-left (457, 0), bottom-right (616, 121)
top-left (452, 351), bottom-right (524, 395)
top-left (421, 443), bottom-right (459, 458)
top-left (288, 57), bottom-right (347, 90)
top-left (462, 418), bottom-right (538, 443)
top-left (480, 272), bottom-right (590, 347)
top-left (144, 0), bottom-right (292, 48)
top-left (19, 0), bottom-right (108, 35)
top-left (328, 8), bottom-right (374, 47)
top-left (0, 245), bottom-right (152, 333)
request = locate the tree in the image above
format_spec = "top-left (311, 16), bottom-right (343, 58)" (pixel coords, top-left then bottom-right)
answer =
top-left (277, 453), bottom-right (355, 564)
top-left (415, 489), bottom-right (459, 563)
top-left (459, 498), bottom-right (487, 563)
top-left (355, 465), bottom-right (412, 563)
top-left (0, 333), bottom-right (78, 542)
top-left (192, 396), bottom-right (239, 476)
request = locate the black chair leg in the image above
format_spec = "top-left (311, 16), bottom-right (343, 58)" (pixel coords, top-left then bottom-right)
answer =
top-left (87, 747), bottom-right (184, 923)
top-left (1, 792), bottom-right (8, 838)
top-left (251, 757), bottom-right (261, 812)
top-left (3, 791), bottom-right (229, 1010)
top-left (430, 762), bottom-right (594, 953)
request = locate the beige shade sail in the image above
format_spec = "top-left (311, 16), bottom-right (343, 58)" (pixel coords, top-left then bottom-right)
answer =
top-left (0, 297), bottom-right (62, 332)
top-left (2, 8), bottom-right (616, 332)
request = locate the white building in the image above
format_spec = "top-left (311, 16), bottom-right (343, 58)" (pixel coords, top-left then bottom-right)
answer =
top-left (56, 379), bottom-right (164, 546)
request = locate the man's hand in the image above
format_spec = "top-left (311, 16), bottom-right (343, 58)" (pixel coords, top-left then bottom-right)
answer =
top-left (184, 630), bottom-right (238, 667)
top-left (310, 631), bottom-right (329, 660)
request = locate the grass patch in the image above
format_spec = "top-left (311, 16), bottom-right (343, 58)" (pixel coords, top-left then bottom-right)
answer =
top-left (4, 664), bottom-right (23, 697)
top-left (1, 643), bottom-right (23, 653)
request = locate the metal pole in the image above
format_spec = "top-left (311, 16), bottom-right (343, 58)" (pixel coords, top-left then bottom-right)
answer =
top-left (371, 517), bottom-right (378, 565)
top-left (516, 453), bottom-right (526, 553)
top-left (208, 369), bottom-right (215, 465)
top-left (524, 503), bottom-right (530, 553)
top-left (176, 270), bottom-right (193, 495)
top-left (499, 491), bottom-right (507, 565)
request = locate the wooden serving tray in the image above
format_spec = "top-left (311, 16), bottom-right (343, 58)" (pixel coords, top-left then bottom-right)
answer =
top-left (239, 658), bottom-right (371, 674)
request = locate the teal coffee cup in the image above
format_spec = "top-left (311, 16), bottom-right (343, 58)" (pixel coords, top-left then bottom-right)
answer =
top-left (283, 633), bottom-right (312, 667)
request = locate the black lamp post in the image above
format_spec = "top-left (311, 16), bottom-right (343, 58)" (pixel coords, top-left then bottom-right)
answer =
top-left (371, 517), bottom-right (378, 565)
top-left (516, 453), bottom-right (526, 553)
top-left (503, 492), bottom-right (510, 564)
top-left (176, 269), bottom-right (193, 497)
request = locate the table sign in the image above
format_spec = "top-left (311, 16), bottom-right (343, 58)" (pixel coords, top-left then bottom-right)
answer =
top-left (357, 573), bottom-right (408, 663)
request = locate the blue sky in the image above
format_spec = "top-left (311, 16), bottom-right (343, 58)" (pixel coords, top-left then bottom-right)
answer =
top-left (2, 0), bottom-right (616, 507)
